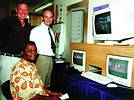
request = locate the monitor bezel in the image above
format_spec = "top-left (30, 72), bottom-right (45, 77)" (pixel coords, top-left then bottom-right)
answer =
top-left (72, 49), bottom-right (86, 72)
top-left (106, 54), bottom-right (133, 87)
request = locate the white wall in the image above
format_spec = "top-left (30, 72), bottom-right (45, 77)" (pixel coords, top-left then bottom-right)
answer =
top-left (54, 0), bottom-right (83, 62)
top-left (87, 0), bottom-right (94, 43)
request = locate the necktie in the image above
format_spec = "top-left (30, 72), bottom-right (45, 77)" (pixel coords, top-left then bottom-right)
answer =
top-left (48, 28), bottom-right (56, 54)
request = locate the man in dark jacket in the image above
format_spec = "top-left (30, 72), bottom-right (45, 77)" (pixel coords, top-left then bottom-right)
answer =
top-left (0, 1), bottom-right (32, 87)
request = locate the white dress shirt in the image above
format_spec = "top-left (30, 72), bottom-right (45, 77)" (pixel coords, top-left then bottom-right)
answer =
top-left (30, 22), bottom-right (55, 56)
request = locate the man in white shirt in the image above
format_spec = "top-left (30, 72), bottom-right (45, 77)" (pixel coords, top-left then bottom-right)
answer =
top-left (30, 8), bottom-right (55, 88)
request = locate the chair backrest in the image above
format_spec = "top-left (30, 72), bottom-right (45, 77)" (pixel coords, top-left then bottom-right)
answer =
top-left (1, 80), bottom-right (13, 99)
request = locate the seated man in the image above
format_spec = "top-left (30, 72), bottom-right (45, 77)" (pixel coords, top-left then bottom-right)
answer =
top-left (10, 41), bottom-right (62, 100)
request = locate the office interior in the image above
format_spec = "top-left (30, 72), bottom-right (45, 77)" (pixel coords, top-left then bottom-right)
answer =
top-left (1, 0), bottom-right (134, 100)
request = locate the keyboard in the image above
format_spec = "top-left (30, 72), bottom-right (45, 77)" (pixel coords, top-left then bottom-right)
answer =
top-left (81, 71), bottom-right (113, 85)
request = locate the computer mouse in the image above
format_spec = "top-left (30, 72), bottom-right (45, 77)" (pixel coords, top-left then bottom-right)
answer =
top-left (107, 83), bottom-right (118, 88)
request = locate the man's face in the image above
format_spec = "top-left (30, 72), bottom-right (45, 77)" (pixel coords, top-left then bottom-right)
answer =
top-left (41, 10), bottom-right (54, 26)
top-left (23, 44), bottom-right (37, 62)
top-left (16, 3), bottom-right (28, 21)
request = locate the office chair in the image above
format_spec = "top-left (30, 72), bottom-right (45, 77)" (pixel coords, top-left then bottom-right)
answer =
top-left (1, 80), bottom-right (13, 99)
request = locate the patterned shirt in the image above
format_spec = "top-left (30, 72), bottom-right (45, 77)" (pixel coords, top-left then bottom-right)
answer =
top-left (10, 58), bottom-right (48, 100)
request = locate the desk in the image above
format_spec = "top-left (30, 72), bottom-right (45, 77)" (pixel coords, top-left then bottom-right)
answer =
top-left (51, 63), bottom-right (134, 100)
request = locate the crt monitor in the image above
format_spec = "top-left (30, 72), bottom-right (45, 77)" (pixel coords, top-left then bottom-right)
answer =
top-left (91, 0), bottom-right (134, 41)
top-left (106, 55), bottom-right (133, 87)
top-left (72, 50), bottom-right (86, 72)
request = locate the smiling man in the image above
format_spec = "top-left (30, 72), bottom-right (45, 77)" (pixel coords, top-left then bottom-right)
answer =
top-left (0, 1), bottom-right (32, 87)
top-left (30, 8), bottom-right (56, 88)
top-left (10, 41), bottom-right (62, 99)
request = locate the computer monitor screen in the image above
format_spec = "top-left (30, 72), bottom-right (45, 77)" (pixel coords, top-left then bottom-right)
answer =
top-left (95, 11), bottom-right (111, 35)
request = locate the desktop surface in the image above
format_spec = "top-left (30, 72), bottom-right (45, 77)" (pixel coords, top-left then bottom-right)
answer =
top-left (51, 63), bottom-right (134, 100)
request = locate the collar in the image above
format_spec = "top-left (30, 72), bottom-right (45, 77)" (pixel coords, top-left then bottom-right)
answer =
top-left (20, 58), bottom-right (34, 65)
top-left (41, 22), bottom-right (50, 29)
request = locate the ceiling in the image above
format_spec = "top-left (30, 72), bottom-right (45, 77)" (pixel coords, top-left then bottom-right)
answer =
top-left (0, 0), bottom-right (51, 13)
